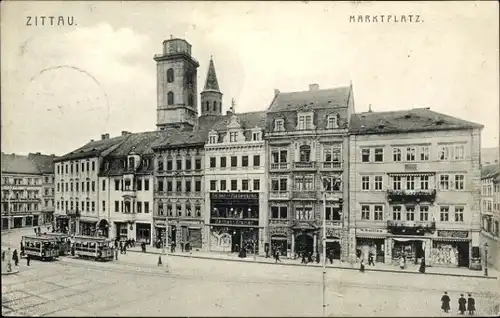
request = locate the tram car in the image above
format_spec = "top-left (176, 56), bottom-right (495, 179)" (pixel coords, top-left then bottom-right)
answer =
top-left (44, 232), bottom-right (71, 256)
top-left (21, 235), bottom-right (60, 261)
top-left (73, 236), bottom-right (114, 261)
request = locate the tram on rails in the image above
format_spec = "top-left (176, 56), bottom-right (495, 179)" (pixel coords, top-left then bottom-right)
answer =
top-left (44, 232), bottom-right (71, 256)
top-left (21, 235), bottom-right (60, 261)
top-left (73, 235), bottom-right (114, 261)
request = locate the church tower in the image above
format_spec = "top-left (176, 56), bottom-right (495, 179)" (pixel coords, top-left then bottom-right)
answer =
top-left (154, 37), bottom-right (199, 130)
top-left (200, 57), bottom-right (223, 116)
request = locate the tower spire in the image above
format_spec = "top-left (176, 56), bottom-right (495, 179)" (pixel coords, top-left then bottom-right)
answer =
top-left (203, 57), bottom-right (220, 92)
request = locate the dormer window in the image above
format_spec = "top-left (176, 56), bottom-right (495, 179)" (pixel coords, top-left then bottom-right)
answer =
top-left (298, 114), bottom-right (313, 130)
top-left (142, 158), bottom-right (150, 169)
top-left (128, 157), bottom-right (135, 170)
top-left (327, 114), bottom-right (339, 129)
top-left (229, 132), bottom-right (238, 142)
top-left (209, 135), bottom-right (217, 144)
top-left (252, 132), bottom-right (261, 141)
top-left (274, 119), bottom-right (285, 132)
top-left (104, 161), bottom-right (110, 171)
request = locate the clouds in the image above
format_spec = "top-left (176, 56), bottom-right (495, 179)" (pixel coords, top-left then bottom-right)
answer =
top-left (1, 1), bottom-right (498, 156)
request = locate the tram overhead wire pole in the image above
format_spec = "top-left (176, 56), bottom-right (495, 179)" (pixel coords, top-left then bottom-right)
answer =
top-left (321, 178), bottom-right (328, 317)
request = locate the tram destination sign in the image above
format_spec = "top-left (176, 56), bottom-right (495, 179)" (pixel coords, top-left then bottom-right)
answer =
top-left (210, 192), bottom-right (259, 200)
top-left (210, 218), bottom-right (259, 227)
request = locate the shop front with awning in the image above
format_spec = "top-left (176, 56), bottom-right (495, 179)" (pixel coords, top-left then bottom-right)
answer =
top-left (431, 230), bottom-right (471, 268)
top-left (355, 228), bottom-right (387, 263)
top-left (79, 217), bottom-right (98, 236)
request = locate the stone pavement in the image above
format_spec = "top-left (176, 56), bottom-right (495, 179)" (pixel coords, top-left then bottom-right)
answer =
top-left (127, 246), bottom-right (499, 279)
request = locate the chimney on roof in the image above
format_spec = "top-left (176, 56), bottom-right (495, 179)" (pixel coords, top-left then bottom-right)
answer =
top-left (90, 139), bottom-right (94, 142)
top-left (368, 104), bottom-right (373, 112)
top-left (101, 133), bottom-right (110, 140)
top-left (309, 84), bottom-right (319, 91)
top-left (274, 89), bottom-right (280, 96)
top-left (51, 154), bottom-right (55, 157)
top-left (121, 131), bottom-right (131, 136)
top-left (36, 152), bottom-right (41, 155)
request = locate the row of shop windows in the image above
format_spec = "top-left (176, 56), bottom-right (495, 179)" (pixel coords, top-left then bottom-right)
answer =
top-left (211, 206), bottom-right (259, 219)
top-left (209, 155), bottom-right (261, 168)
top-left (158, 203), bottom-right (202, 217)
top-left (2, 203), bottom-right (40, 212)
top-left (158, 158), bottom-right (202, 171)
top-left (210, 179), bottom-right (260, 191)
top-left (158, 179), bottom-right (202, 192)
top-left (57, 160), bottom-right (95, 175)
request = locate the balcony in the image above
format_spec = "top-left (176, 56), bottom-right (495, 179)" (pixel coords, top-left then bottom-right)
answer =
top-left (270, 162), bottom-right (289, 171)
top-left (293, 162), bottom-right (317, 170)
top-left (387, 220), bottom-right (436, 235)
top-left (122, 187), bottom-right (136, 198)
top-left (320, 161), bottom-right (343, 171)
top-left (387, 189), bottom-right (437, 204)
top-left (325, 220), bottom-right (342, 227)
top-left (292, 190), bottom-right (317, 200)
top-left (291, 219), bottom-right (319, 230)
top-left (269, 191), bottom-right (290, 200)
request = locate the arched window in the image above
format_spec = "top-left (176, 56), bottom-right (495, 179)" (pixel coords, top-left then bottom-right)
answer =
top-left (167, 68), bottom-right (174, 83)
top-left (167, 91), bottom-right (174, 105)
top-left (205, 101), bottom-right (210, 111)
top-left (213, 101), bottom-right (217, 111)
top-left (188, 94), bottom-right (194, 106)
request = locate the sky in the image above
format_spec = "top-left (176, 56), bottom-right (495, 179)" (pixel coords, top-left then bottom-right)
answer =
top-left (1, 1), bottom-right (499, 156)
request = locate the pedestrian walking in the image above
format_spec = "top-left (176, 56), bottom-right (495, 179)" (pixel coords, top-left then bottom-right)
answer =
top-left (26, 254), bottom-right (31, 266)
top-left (316, 251), bottom-right (320, 264)
top-left (20, 241), bottom-right (25, 257)
top-left (275, 250), bottom-right (281, 263)
top-left (158, 256), bottom-right (163, 267)
top-left (12, 249), bottom-right (19, 266)
top-left (301, 252), bottom-right (307, 264)
top-left (307, 252), bottom-right (313, 263)
top-left (359, 259), bottom-right (365, 272)
top-left (1, 251), bottom-right (5, 261)
top-left (419, 257), bottom-right (426, 274)
top-left (114, 248), bottom-right (118, 260)
top-left (368, 252), bottom-right (375, 266)
top-left (467, 293), bottom-right (475, 315)
top-left (458, 294), bottom-right (466, 315)
top-left (399, 256), bottom-right (405, 270)
top-left (441, 291), bottom-right (451, 313)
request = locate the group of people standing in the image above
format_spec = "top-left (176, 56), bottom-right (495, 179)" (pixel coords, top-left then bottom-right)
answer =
top-left (441, 292), bottom-right (476, 315)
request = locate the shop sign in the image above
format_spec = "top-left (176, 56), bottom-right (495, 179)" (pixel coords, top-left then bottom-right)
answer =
top-left (437, 230), bottom-right (468, 238)
top-left (210, 192), bottom-right (259, 200)
top-left (357, 228), bottom-right (387, 234)
top-left (211, 218), bottom-right (259, 226)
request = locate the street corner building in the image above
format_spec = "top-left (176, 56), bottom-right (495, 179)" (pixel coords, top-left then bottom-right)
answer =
top-left (480, 162), bottom-right (500, 270)
top-left (1, 152), bottom-right (58, 230)
top-left (348, 108), bottom-right (484, 270)
top-left (51, 36), bottom-right (490, 270)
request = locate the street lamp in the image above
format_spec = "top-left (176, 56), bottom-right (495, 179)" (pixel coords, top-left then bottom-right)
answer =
top-left (6, 190), bottom-right (13, 272)
top-left (484, 242), bottom-right (488, 277)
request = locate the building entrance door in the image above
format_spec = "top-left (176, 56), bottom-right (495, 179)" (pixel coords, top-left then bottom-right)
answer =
top-left (295, 233), bottom-right (314, 256)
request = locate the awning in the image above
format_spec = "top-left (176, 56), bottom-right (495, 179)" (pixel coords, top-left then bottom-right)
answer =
top-left (356, 235), bottom-right (386, 240)
top-left (433, 237), bottom-right (471, 242)
top-left (271, 237), bottom-right (287, 241)
top-left (79, 218), bottom-right (98, 224)
top-left (188, 226), bottom-right (202, 230)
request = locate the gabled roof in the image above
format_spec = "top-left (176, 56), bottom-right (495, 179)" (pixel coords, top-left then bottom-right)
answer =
top-left (106, 130), bottom-right (175, 157)
top-left (28, 153), bottom-right (59, 174)
top-left (349, 108), bottom-right (484, 135)
top-left (1, 153), bottom-right (42, 175)
top-left (202, 57), bottom-right (220, 92)
top-left (211, 111), bottom-right (267, 131)
top-left (56, 136), bottom-right (127, 162)
top-left (481, 164), bottom-right (499, 180)
top-left (267, 86), bottom-right (351, 113)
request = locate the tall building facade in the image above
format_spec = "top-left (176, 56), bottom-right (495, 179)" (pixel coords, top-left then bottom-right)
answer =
top-left (204, 109), bottom-right (267, 255)
top-left (349, 108), bottom-right (483, 269)
top-left (264, 84), bottom-right (354, 260)
top-left (480, 164), bottom-right (499, 269)
top-left (53, 134), bottom-right (126, 234)
top-left (28, 152), bottom-right (58, 225)
top-left (154, 37), bottom-right (199, 130)
top-left (152, 130), bottom-right (206, 251)
top-left (1, 152), bottom-right (54, 229)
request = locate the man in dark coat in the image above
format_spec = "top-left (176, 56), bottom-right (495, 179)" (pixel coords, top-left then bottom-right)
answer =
top-left (467, 293), bottom-right (475, 315)
top-left (441, 292), bottom-right (451, 313)
top-left (419, 257), bottom-right (426, 273)
top-left (458, 294), bottom-right (467, 315)
top-left (368, 252), bottom-right (375, 266)
top-left (26, 254), bottom-right (31, 266)
top-left (12, 250), bottom-right (19, 266)
top-left (359, 259), bottom-right (365, 272)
